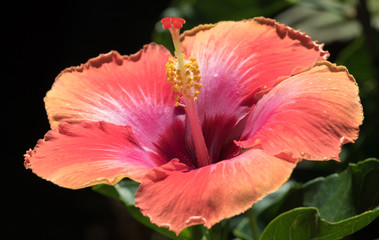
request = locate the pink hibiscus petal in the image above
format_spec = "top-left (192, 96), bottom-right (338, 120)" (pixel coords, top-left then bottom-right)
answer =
top-left (45, 43), bottom-right (180, 151)
top-left (180, 17), bottom-right (329, 121)
top-left (24, 121), bottom-right (163, 189)
top-left (135, 149), bottom-right (296, 234)
top-left (239, 61), bottom-right (363, 161)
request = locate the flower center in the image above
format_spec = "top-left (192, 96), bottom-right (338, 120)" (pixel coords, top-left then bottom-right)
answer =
top-left (161, 17), bottom-right (211, 167)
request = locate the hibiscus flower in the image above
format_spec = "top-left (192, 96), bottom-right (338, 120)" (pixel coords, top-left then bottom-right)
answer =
top-left (24, 17), bottom-right (363, 234)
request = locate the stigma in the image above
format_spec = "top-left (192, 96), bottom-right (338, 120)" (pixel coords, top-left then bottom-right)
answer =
top-left (161, 17), bottom-right (186, 30)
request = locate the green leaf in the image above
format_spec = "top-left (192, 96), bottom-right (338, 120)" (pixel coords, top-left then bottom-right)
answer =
top-left (93, 180), bottom-right (138, 205)
top-left (350, 158), bottom-right (379, 212)
top-left (262, 159), bottom-right (379, 221)
top-left (302, 170), bottom-right (356, 221)
top-left (93, 181), bottom-right (193, 240)
top-left (254, 159), bottom-right (379, 239)
top-left (302, 159), bottom-right (379, 221)
top-left (260, 207), bottom-right (379, 240)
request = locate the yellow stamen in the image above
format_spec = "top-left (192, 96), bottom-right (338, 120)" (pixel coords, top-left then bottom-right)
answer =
top-left (165, 56), bottom-right (202, 105)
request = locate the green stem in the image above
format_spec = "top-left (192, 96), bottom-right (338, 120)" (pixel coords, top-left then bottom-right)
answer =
top-left (222, 219), bottom-right (230, 240)
top-left (191, 225), bottom-right (205, 240)
top-left (208, 222), bottom-right (222, 240)
top-left (208, 219), bottom-right (230, 240)
top-left (248, 207), bottom-right (260, 240)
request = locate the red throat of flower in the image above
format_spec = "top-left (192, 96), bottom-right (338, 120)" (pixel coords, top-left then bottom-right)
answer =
top-left (161, 17), bottom-right (211, 168)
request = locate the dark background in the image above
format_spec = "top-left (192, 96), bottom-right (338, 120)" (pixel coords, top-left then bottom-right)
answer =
top-left (3, 1), bottom-right (171, 239)
top-left (3, 0), bottom-right (378, 239)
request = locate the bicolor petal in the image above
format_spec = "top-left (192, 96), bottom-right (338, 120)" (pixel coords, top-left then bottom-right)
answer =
top-left (239, 62), bottom-right (363, 161)
top-left (45, 43), bottom-right (180, 151)
top-left (135, 149), bottom-right (296, 234)
top-left (180, 17), bottom-right (329, 120)
top-left (24, 121), bottom-right (163, 189)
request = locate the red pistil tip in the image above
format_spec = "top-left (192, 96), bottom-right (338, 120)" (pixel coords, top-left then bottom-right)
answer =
top-left (161, 17), bottom-right (186, 30)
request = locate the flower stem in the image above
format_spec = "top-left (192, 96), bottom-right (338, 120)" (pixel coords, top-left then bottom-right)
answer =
top-left (190, 225), bottom-right (205, 240)
top-left (208, 222), bottom-right (222, 240)
top-left (248, 207), bottom-right (260, 240)
top-left (222, 218), bottom-right (230, 240)
top-left (207, 219), bottom-right (230, 240)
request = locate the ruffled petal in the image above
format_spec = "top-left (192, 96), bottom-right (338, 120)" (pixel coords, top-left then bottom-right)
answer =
top-left (239, 62), bottom-right (363, 161)
top-left (135, 149), bottom-right (296, 234)
top-left (24, 121), bottom-right (162, 189)
top-left (45, 43), bottom-right (179, 151)
top-left (180, 17), bottom-right (329, 120)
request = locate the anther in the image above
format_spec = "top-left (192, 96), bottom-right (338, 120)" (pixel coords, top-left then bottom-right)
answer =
top-left (165, 55), bottom-right (202, 103)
